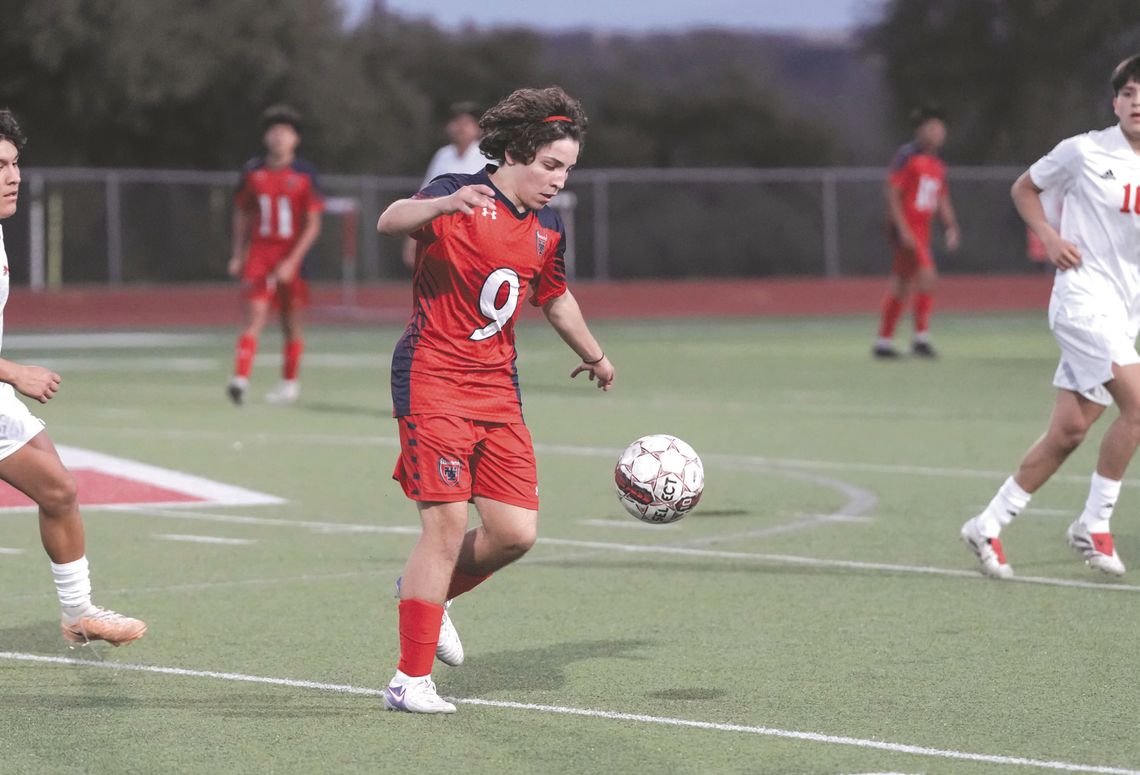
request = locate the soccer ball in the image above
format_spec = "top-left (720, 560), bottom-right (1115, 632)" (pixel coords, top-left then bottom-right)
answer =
top-left (614, 434), bottom-right (704, 524)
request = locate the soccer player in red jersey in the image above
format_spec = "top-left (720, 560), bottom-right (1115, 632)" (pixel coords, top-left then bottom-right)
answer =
top-left (0, 110), bottom-right (145, 646)
top-left (376, 86), bottom-right (614, 714)
top-left (227, 105), bottom-right (324, 406)
top-left (873, 105), bottom-right (960, 359)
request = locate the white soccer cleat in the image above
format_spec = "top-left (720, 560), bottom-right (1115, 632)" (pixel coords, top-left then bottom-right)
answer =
top-left (961, 517), bottom-right (1013, 579)
top-left (382, 675), bottom-right (457, 714)
top-left (436, 603), bottom-right (464, 667)
top-left (227, 376), bottom-right (248, 406)
top-left (1066, 520), bottom-right (1126, 576)
top-left (265, 380), bottom-right (300, 406)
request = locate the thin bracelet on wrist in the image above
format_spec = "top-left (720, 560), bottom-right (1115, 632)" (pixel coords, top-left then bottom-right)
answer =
top-left (583, 352), bottom-right (605, 365)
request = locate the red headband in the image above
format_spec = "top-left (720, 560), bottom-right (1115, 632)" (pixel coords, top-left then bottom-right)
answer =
top-left (542, 115), bottom-right (572, 123)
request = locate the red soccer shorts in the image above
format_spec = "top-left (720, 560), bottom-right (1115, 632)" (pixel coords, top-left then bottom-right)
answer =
top-left (393, 415), bottom-right (539, 510)
top-left (241, 242), bottom-right (309, 308)
top-left (888, 225), bottom-right (935, 279)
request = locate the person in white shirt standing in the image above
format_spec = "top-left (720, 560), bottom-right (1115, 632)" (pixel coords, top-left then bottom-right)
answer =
top-left (401, 102), bottom-right (486, 269)
top-left (962, 55), bottom-right (1140, 580)
top-left (0, 109), bottom-right (146, 645)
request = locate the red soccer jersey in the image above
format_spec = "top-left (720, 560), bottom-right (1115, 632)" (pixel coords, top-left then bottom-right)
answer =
top-left (391, 168), bottom-right (569, 422)
top-left (887, 142), bottom-right (947, 241)
top-left (234, 157), bottom-right (324, 248)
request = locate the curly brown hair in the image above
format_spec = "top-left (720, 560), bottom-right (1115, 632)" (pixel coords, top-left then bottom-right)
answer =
top-left (0, 109), bottom-right (27, 151)
top-left (478, 86), bottom-right (587, 165)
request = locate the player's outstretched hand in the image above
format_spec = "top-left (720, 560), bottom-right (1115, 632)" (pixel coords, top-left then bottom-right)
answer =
top-left (570, 356), bottom-right (615, 391)
top-left (227, 255), bottom-right (244, 278)
top-left (1045, 235), bottom-right (1082, 270)
top-left (945, 224), bottom-right (961, 252)
top-left (13, 365), bottom-right (61, 403)
top-left (445, 185), bottom-right (497, 216)
top-left (273, 262), bottom-right (298, 284)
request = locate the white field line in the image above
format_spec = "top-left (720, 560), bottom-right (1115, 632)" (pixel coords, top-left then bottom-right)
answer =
top-left (580, 519), bottom-right (682, 530)
top-left (80, 506), bottom-right (1140, 594)
top-left (154, 534), bottom-right (256, 546)
top-left (0, 546), bottom-right (24, 555)
top-left (1, 566), bottom-right (404, 602)
top-left (51, 427), bottom-right (1136, 487)
top-left (0, 652), bottom-right (1136, 775)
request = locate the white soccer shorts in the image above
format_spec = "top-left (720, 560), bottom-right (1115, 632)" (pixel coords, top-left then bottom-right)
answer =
top-left (0, 383), bottom-right (45, 461)
top-left (1051, 305), bottom-right (1140, 406)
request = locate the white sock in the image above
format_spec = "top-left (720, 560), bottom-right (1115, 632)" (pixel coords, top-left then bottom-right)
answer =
top-left (977, 476), bottom-right (1032, 537)
top-left (51, 556), bottom-right (94, 617)
top-left (875, 336), bottom-right (892, 349)
top-left (1079, 472), bottom-right (1121, 534)
top-left (913, 330), bottom-right (930, 344)
top-left (391, 669), bottom-right (428, 686)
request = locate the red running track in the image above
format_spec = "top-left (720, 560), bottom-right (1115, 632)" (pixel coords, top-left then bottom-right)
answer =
top-left (5, 275), bottom-right (1053, 330)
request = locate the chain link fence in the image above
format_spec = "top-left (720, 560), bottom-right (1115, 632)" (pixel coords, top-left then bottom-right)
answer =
top-left (0, 166), bottom-right (1037, 289)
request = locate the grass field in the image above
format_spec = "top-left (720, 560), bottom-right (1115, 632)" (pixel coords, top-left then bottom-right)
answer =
top-left (2, 312), bottom-right (1139, 775)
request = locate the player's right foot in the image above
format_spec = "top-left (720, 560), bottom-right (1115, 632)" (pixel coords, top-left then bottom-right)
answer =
top-left (61, 607), bottom-right (148, 647)
top-left (1066, 520), bottom-right (1126, 576)
top-left (912, 340), bottom-right (938, 358)
top-left (395, 576), bottom-right (464, 666)
top-left (227, 376), bottom-right (248, 406)
top-left (265, 380), bottom-right (300, 406)
top-left (383, 675), bottom-right (457, 714)
top-left (872, 344), bottom-right (901, 359)
top-left (960, 517), bottom-right (1013, 579)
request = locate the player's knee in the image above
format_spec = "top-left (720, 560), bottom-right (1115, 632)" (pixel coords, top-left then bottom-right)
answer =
top-left (39, 471), bottom-right (78, 517)
top-left (498, 522), bottom-right (538, 557)
top-left (1052, 421), bottom-right (1089, 453)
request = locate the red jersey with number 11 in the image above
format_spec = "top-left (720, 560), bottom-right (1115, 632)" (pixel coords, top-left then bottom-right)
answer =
top-left (234, 157), bottom-right (324, 248)
top-left (391, 168), bottom-right (569, 422)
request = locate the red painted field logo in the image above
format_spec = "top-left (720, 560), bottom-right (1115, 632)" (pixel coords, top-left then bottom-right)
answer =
top-left (0, 446), bottom-right (283, 511)
top-left (438, 457), bottom-right (463, 487)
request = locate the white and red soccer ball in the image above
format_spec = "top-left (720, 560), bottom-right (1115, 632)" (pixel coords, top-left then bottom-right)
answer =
top-left (614, 434), bottom-right (704, 524)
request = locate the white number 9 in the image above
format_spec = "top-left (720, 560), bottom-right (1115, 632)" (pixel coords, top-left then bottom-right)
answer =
top-left (470, 268), bottom-right (521, 341)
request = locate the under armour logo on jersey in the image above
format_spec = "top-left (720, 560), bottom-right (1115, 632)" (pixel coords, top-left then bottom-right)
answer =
top-left (1101, 169), bottom-right (1116, 179)
top-left (536, 231), bottom-right (548, 255)
top-left (481, 207), bottom-right (496, 220)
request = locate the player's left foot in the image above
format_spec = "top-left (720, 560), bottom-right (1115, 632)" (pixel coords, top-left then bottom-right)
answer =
top-left (872, 344), bottom-right (901, 359)
top-left (61, 607), bottom-right (148, 647)
top-left (383, 675), bottom-right (457, 714)
top-left (227, 376), bottom-right (248, 406)
top-left (960, 517), bottom-right (1013, 579)
top-left (912, 340), bottom-right (938, 358)
top-left (265, 380), bottom-right (300, 406)
top-left (1066, 520), bottom-right (1126, 576)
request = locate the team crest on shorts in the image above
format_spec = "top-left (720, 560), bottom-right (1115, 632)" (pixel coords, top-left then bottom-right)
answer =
top-left (536, 230), bottom-right (548, 255)
top-left (438, 457), bottom-right (463, 487)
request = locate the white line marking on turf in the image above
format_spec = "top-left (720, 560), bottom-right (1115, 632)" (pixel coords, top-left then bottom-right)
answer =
top-left (154, 534), bottom-right (256, 546)
top-left (0, 652), bottom-right (1135, 775)
top-left (581, 519), bottom-right (681, 530)
top-left (0, 546), bottom-right (24, 554)
top-left (109, 507), bottom-right (1140, 594)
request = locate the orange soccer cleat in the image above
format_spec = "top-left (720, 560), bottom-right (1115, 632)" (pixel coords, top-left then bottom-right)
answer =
top-left (61, 607), bottom-right (148, 647)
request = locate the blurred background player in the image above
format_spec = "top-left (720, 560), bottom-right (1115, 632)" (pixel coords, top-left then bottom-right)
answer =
top-left (0, 109), bottom-right (146, 646)
top-left (227, 104), bottom-right (324, 406)
top-left (376, 86), bottom-right (614, 714)
top-left (872, 105), bottom-right (960, 359)
top-left (961, 55), bottom-right (1140, 580)
top-left (401, 101), bottom-right (486, 270)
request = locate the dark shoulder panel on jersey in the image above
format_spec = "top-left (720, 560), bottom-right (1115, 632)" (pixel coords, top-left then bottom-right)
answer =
top-left (234, 156), bottom-right (265, 202)
top-left (291, 157), bottom-right (324, 195)
top-left (888, 141), bottom-right (919, 173)
top-left (415, 170), bottom-right (488, 200)
top-left (536, 206), bottom-right (567, 257)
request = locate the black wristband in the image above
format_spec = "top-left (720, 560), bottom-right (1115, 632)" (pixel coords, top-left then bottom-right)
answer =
top-left (583, 352), bottom-right (605, 365)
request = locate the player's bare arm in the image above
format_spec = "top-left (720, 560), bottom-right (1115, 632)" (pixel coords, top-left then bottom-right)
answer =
top-left (275, 209), bottom-right (322, 283)
top-left (542, 291), bottom-right (615, 391)
top-left (0, 357), bottom-right (60, 404)
top-left (939, 194), bottom-right (960, 251)
top-left (1011, 171), bottom-right (1081, 270)
top-left (377, 184), bottom-right (497, 237)
top-left (228, 206), bottom-right (252, 277)
top-left (885, 184), bottom-right (916, 250)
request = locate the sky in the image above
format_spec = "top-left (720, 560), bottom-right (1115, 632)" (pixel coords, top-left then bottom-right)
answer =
top-left (341, 0), bottom-right (876, 34)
